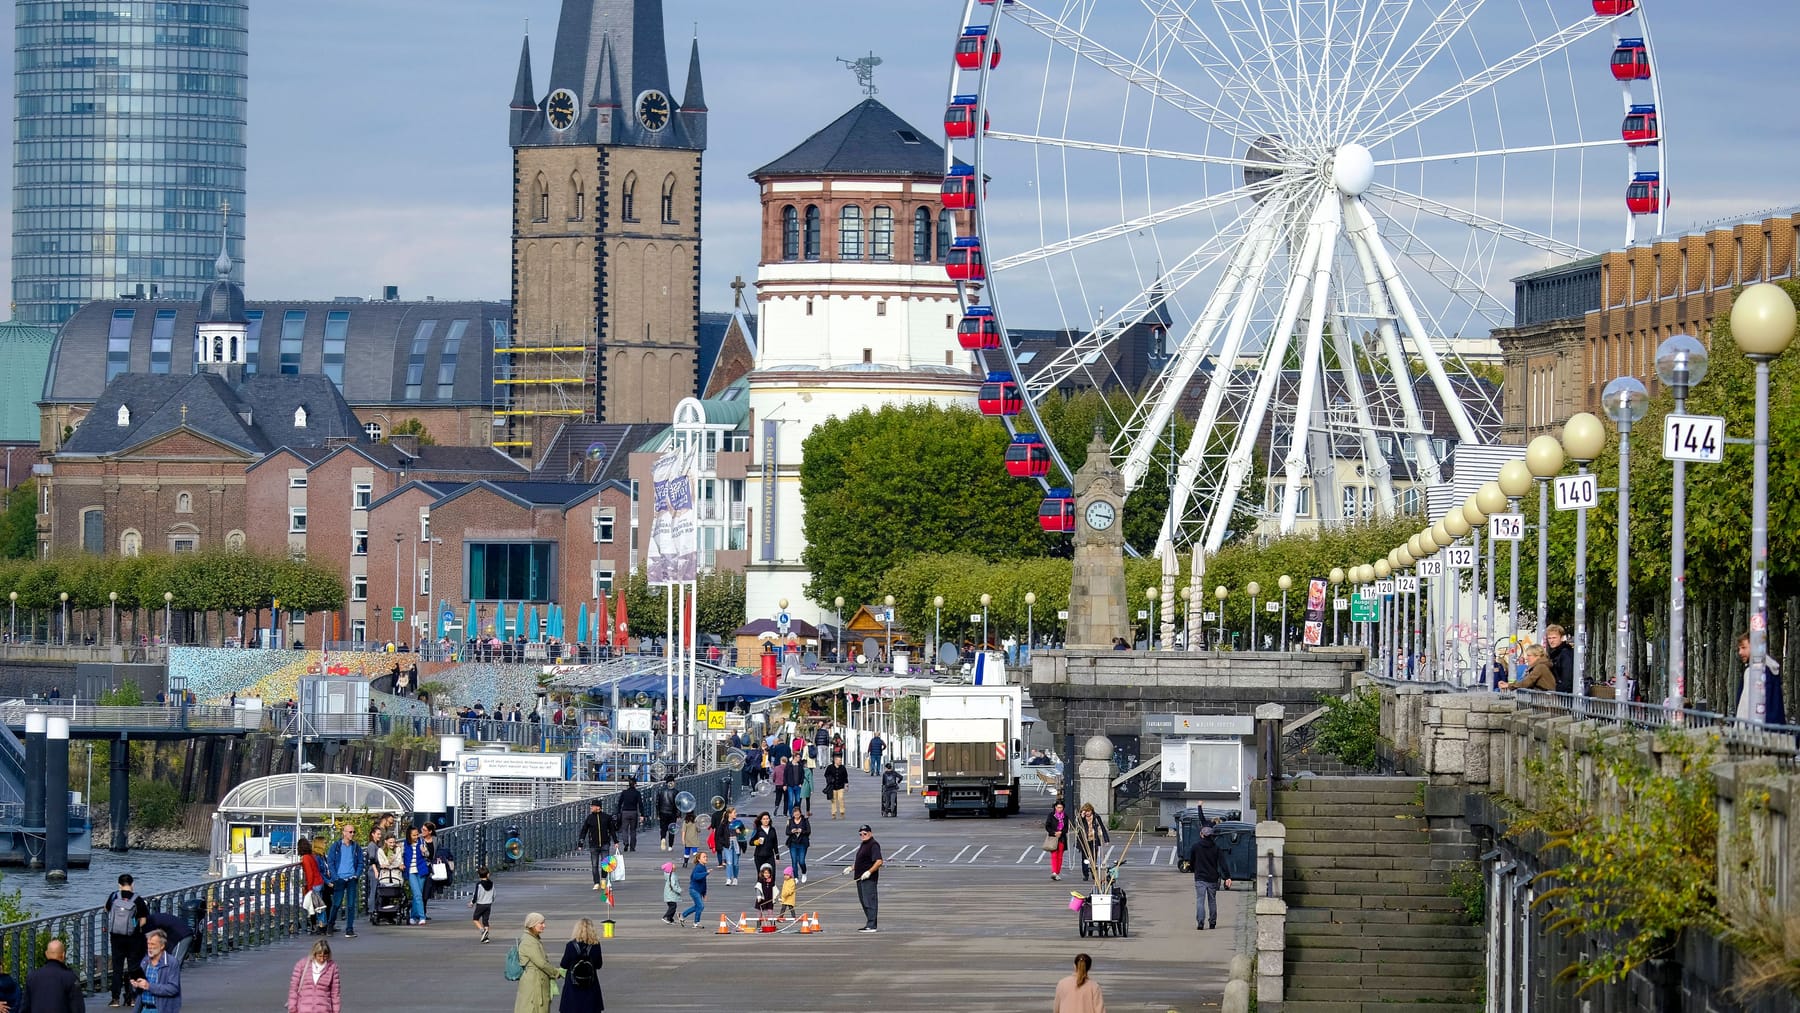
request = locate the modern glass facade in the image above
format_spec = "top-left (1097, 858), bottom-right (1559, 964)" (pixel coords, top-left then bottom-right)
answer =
top-left (12, 1), bottom-right (247, 327)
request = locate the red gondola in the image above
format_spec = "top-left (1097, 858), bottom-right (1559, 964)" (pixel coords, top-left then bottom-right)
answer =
top-left (1621, 104), bottom-right (1658, 147)
top-left (979, 371), bottom-right (1023, 417)
top-left (1592, 0), bottom-right (1635, 14)
top-left (1005, 434), bottom-right (1051, 479)
top-left (946, 237), bottom-right (986, 282)
top-left (1039, 487), bottom-right (1076, 534)
top-left (944, 95), bottom-right (988, 139)
top-left (958, 306), bottom-right (1002, 351)
top-left (1626, 171), bottom-right (1665, 215)
top-left (942, 165), bottom-right (979, 210)
top-left (978, 0), bottom-right (1015, 5)
top-left (955, 27), bottom-right (1001, 70)
top-left (1610, 38), bottom-right (1650, 81)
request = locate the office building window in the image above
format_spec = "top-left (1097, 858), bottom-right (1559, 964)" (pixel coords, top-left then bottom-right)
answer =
top-left (151, 309), bottom-right (176, 373)
top-left (353, 530), bottom-right (368, 556)
top-left (279, 310), bottom-right (305, 374)
top-left (244, 310), bottom-right (263, 373)
top-left (871, 206), bottom-right (894, 260)
top-left (839, 205), bottom-right (863, 259)
top-left (437, 319), bottom-right (467, 400)
top-left (351, 575), bottom-right (367, 601)
top-left (464, 542), bottom-right (557, 602)
top-left (323, 310), bottom-right (349, 387)
top-left (107, 309), bottom-right (134, 381)
top-left (353, 483), bottom-right (372, 509)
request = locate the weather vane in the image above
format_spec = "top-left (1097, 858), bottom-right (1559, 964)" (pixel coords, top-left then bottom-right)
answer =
top-left (836, 52), bottom-right (882, 97)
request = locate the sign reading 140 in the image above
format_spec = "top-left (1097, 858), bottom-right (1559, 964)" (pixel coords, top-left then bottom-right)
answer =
top-left (1554, 473), bottom-right (1598, 511)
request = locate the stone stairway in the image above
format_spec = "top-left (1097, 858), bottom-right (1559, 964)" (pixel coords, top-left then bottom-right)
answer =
top-left (1280, 776), bottom-right (1484, 1013)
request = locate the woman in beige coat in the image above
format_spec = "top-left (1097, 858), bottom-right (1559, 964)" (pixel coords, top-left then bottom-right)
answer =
top-left (1053, 953), bottom-right (1106, 1013)
top-left (512, 912), bottom-right (563, 1013)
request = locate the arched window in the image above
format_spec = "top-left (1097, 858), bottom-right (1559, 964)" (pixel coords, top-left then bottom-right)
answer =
top-left (661, 175), bottom-right (678, 224)
top-left (871, 206), bottom-right (894, 261)
top-left (213, 335), bottom-right (224, 361)
top-left (839, 205), bottom-right (863, 259)
top-left (119, 530), bottom-right (141, 558)
top-left (293, 406), bottom-right (308, 428)
top-left (621, 173), bottom-right (638, 222)
top-left (363, 421), bottom-right (384, 442)
top-left (781, 206), bottom-right (799, 261)
top-left (116, 405), bottom-right (130, 427)
top-left (225, 530), bottom-right (245, 552)
top-left (570, 173), bottom-right (586, 221)
top-left (937, 211), bottom-right (955, 262)
top-left (913, 208), bottom-right (932, 261)
top-left (532, 174), bottom-right (549, 223)
top-left (175, 492), bottom-right (192, 514)
top-left (803, 205), bottom-right (821, 260)
top-left (80, 508), bottom-right (104, 554)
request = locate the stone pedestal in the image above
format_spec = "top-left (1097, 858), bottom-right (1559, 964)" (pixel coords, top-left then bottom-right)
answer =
top-left (1078, 734), bottom-right (1114, 818)
top-left (1255, 895), bottom-right (1288, 1008)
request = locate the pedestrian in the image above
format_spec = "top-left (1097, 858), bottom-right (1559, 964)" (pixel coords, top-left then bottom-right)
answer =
top-left (825, 755), bottom-right (850, 820)
top-left (324, 822), bottom-right (365, 938)
top-left (285, 939), bottom-right (341, 1013)
top-left (749, 811), bottom-right (780, 878)
top-left (880, 762), bottom-right (901, 817)
top-left (1044, 801), bottom-right (1070, 881)
top-left (717, 806), bottom-right (743, 885)
top-left (1073, 803), bottom-right (1111, 883)
top-left (470, 867), bottom-right (496, 943)
top-left (680, 812), bottom-right (703, 866)
top-left (141, 908), bottom-right (194, 967)
top-left (653, 775), bottom-right (680, 850)
top-left (105, 873), bottom-right (149, 1007)
top-left (784, 807), bottom-right (812, 883)
top-left (1544, 624), bottom-right (1574, 694)
top-left (577, 800), bottom-right (616, 891)
top-left (846, 823), bottom-right (884, 932)
top-left (660, 862), bottom-right (682, 924)
top-left (784, 755), bottom-right (804, 816)
top-left (779, 866), bottom-right (798, 920)
top-left (296, 836), bottom-right (326, 934)
top-left (362, 827), bottom-right (387, 921)
top-left (1052, 953), bottom-right (1106, 1013)
top-left (131, 929), bottom-right (181, 1013)
top-left (23, 939), bottom-right (83, 1013)
top-left (375, 833), bottom-right (405, 922)
top-left (800, 755), bottom-right (817, 815)
top-left (402, 826), bottom-right (431, 925)
top-left (1737, 632), bottom-right (1788, 725)
top-left (679, 851), bottom-right (709, 927)
top-left (867, 731), bottom-right (884, 775)
top-left (617, 777), bottom-right (643, 853)
top-left (770, 755), bottom-right (789, 815)
top-left (741, 742), bottom-right (762, 791)
top-left (511, 913), bottom-right (561, 1013)
top-left (754, 865), bottom-right (776, 927)
top-left (1187, 826), bottom-right (1231, 930)
top-left (0, 962), bottom-right (18, 1013)
top-left (1500, 645), bottom-right (1555, 692)
top-left (557, 917), bottom-right (604, 1013)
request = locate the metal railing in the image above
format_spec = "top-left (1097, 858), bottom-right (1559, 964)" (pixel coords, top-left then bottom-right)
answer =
top-left (1512, 689), bottom-right (1800, 759)
top-left (0, 767), bottom-right (737, 994)
top-left (0, 700), bottom-right (253, 732)
top-left (0, 642), bottom-right (167, 664)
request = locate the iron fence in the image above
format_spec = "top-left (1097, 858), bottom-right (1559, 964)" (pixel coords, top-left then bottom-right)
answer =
top-left (0, 700), bottom-right (249, 732)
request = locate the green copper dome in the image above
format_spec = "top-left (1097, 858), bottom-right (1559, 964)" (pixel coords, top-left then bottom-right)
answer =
top-left (0, 320), bottom-right (55, 442)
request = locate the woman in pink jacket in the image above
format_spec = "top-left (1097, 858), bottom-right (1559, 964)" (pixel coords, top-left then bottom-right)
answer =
top-left (287, 939), bottom-right (341, 1013)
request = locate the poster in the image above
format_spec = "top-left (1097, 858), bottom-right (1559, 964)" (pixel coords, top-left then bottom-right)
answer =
top-left (1303, 577), bottom-right (1327, 647)
top-left (648, 446), bottom-right (699, 583)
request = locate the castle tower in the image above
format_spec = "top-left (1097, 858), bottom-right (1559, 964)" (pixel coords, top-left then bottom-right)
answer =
top-left (503, 0), bottom-right (706, 457)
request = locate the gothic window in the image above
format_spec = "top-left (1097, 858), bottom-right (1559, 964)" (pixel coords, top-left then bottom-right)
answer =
top-left (81, 509), bottom-right (103, 554)
top-left (622, 173), bottom-right (638, 222)
top-left (661, 175), bottom-right (677, 224)
top-left (937, 210), bottom-right (955, 262)
top-left (532, 174), bottom-right (549, 223)
top-left (913, 207), bottom-right (931, 261)
top-left (116, 405), bottom-right (130, 427)
top-left (175, 492), bottom-right (192, 514)
top-left (871, 206), bottom-right (894, 261)
top-left (569, 173), bottom-right (586, 221)
top-left (803, 206), bottom-right (821, 260)
top-left (839, 205), bottom-right (863, 259)
top-left (781, 206), bottom-right (799, 261)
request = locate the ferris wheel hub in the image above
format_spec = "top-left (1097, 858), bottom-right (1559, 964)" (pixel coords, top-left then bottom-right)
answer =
top-left (1331, 143), bottom-right (1375, 197)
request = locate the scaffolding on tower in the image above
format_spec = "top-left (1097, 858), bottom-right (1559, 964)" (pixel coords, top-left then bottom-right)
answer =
top-left (490, 323), bottom-right (598, 453)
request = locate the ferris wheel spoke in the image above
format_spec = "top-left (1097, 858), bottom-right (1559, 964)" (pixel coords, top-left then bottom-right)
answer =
top-left (1341, 0), bottom-right (1486, 133)
top-left (985, 130), bottom-right (1288, 171)
top-left (1209, 0), bottom-right (1305, 135)
top-left (1329, 300), bottom-right (1399, 519)
top-left (1009, 1), bottom-right (1270, 142)
top-left (1138, 0), bottom-right (1286, 131)
top-left (1324, 0), bottom-right (1412, 129)
top-left (1366, 13), bottom-right (1613, 147)
top-left (1277, 197), bottom-right (1344, 532)
top-left (1365, 182), bottom-right (1591, 262)
top-left (1340, 214), bottom-right (1445, 485)
top-left (991, 180), bottom-right (1275, 273)
top-left (1364, 203), bottom-right (1511, 327)
top-left (1374, 137), bottom-right (1622, 168)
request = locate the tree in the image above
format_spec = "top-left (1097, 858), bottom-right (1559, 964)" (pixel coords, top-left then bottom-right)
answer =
top-left (0, 480), bottom-right (37, 560)
top-left (800, 404), bottom-right (1046, 606)
top-left (387, 418), bottom-right (436, 445)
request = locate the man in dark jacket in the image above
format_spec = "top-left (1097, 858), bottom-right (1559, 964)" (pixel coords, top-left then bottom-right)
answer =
top-left (617, 777), bottom-right (644, 852)
top-left (577, 799), bottom-right (617, 890)
top-left (104, 872), bottom-right (149, 1006)
top-left (143, 908), bottom-right (195, 966)
top-left (1545, 624), bottom-right (1575, 694)
top-left (824, 757), bottom-right (850, 820)
top-left (1187, 826), bottom-right (1231, 930)
top-left (22, 939), bottom-right (82, 1013)
top-left (654, 775), bottom-right (680, 849)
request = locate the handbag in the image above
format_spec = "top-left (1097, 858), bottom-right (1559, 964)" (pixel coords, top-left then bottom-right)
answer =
top-left (1041, 833), bottom-right (1059, 853)
top-left (430, 860), bottom-right (450, 883)
top-left (610, 851), bottom-right (626, 883)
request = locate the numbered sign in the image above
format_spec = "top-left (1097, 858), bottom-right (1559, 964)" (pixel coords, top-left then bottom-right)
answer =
top-left (1554, 473), bottom-right (1598, 511)
top-left (1265, 601), bottom-right (1280, 612)
top-left (1203, 611), bottom-right (1217, 622)
top-left (1445, 546), bottom-right (1475, 569)
top-left (1333, 598), bottom-right (1349, 611)
top-left (1374, 579), bottom-right (1394, 595)
top-left (1662, 414), bottom-right (1725, 463)
top-left (1417, 558), bottom-right (1444, 578)
top-left (1488, 513), bottom-right (1524, 542)
top-left (1397, 575), bottom-right (1419, 592)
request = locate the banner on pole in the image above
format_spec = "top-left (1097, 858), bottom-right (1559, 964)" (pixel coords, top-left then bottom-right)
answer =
top-left (1302, 577), bottom-right (1327, 646)
top-left (648, 446), bottom-right (699, 584)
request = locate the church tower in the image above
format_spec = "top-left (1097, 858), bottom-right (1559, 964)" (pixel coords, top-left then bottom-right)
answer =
top-left (504, 0), bottom-right (706, 457)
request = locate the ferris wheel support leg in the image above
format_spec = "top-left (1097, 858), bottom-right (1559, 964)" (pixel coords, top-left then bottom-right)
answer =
top-left (1343, 204), bottom-right (1444, 487)
top-left (1329, 306), bottom-right (1398, 518)
top-left (1278, 199), bottom-right (1344, 533)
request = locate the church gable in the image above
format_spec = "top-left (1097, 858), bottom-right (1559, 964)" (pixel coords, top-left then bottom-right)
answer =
top-left (118, 427), bottom-right (255, 462)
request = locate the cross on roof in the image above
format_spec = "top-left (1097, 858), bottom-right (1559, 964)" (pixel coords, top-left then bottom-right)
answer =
top-left (730, 276), bottom-right (746, 308)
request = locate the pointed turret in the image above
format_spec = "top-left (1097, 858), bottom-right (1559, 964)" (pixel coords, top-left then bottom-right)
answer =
top-left (509, 35), bottom-right (537, 146)
top-left (589, 36), bottom-right (620, 145)
top-left (677, 37), bottom-right (707, 149)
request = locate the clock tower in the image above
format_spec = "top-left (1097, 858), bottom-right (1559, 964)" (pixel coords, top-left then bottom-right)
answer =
top-left (504, 0), bottom-right (706, 456)
top-left (1067, 430), bottom-right (1130, 650)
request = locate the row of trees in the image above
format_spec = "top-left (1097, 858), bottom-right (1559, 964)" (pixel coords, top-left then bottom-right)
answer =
top-left (604, 569), bottom-right (747, 641)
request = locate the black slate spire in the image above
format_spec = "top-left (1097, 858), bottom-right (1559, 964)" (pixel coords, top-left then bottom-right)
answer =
top-left (509, 35), bottom-right (537, 146)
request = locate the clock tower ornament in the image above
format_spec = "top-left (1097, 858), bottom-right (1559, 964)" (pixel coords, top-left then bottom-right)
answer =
top-left (1067, 429), bottom-right (1129, 649)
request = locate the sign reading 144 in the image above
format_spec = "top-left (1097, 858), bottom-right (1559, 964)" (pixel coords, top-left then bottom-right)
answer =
top-left (1662, 413), bottom-right (1725, 464)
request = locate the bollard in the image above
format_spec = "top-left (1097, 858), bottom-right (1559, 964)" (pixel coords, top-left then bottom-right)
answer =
top-left (23, 711), bottom-right (45, 868)
top-left (45, 715), bottom-right (70, 880)
top-left (110, 736), bottom-right (131, 852)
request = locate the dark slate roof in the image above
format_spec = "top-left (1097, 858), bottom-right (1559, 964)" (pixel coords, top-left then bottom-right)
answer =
top-left (358, 443), bottom-right (527, 475)
top-left (696, 310), bottom-right (752, 395)
top-left (197, 275), bottom-right (247, 325)
top-left (60, 372), bottom-right (364, 458)
top-left (368, 479), bottom-right (460, 512)
top-left (433, 479), bottom-right (621, 513)
top-left (532, 422), bottom-right (664, 484)
top-left (46, 299), bottom-right (510, 407)
top-left (751, 99), bottom-right (950, 179)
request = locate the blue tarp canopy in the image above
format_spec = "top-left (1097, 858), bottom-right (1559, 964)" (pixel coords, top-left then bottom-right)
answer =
top-left (595, 673), bottom-right (777, 703)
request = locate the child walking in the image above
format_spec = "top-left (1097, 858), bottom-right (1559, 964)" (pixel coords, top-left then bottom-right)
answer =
top-left (661, 861), bottom-right (681, 924)
top-left (680, 850), bottom-right (709, 927)
top-left (680, 812), bottom-right (702, 867)
top-left (779, 866), bottom-right (798, 920)
top-left (754, 864), bottom-right (776, 927)
top-left (469, 866), bottom-right (495, 942)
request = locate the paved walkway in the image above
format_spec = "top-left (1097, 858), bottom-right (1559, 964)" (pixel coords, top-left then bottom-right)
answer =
top-left (178, 784), bottom-right (1243, 1011)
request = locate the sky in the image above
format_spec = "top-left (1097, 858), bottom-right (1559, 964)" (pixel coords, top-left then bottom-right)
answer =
top-left (5, 0), bottom-right (1800, 316)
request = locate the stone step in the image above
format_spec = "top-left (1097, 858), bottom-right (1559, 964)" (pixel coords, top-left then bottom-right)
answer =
top-left (1279, 814), bottom-right (1429, 832)
top-left (1282, 776), bottom-right (1425, 791)
top-left (1289, 960), bottom-right (1480, 980)
top-left (1270, 802), bottom-right (1421, 818)
top-left (1289, 865), bottom-right (1451, 884)
top-left (1284, 1002), bottom-right (1481, 1013)
top-left (1288, 922), bottom-right (1483, 942)
top-left (1284, 892), bottom-right (1469, 913)
top-left (1287, 881), bottom-right (1466, 901)
top-left (1286, 985), bottom-right (1483, 1005)
top-left (1286, 906), bottom-right (1473, 926)
top-left (1281, 840), bottom-right (1434, 859)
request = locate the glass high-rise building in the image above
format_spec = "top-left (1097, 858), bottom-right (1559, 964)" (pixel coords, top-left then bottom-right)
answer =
top-left (12, 1), bottom-right (247, 328)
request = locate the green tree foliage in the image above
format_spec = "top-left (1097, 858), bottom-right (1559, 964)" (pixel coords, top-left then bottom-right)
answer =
top-left (800, 404), bottom-right (1046, 606)
top-left (387, 418), bottom-right (436, 445)
top-left (0, 479), bottom-right (37, 560)
top-left (618, 568), bottom-right (746, 640)
top-left (1313, 686), bottom-right (1382, 769)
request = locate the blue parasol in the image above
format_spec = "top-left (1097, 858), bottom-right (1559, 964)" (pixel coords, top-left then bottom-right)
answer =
top-left (527, 605), bottom-right (540, 642)
top-left (577, 603), bottom-right (589, 645)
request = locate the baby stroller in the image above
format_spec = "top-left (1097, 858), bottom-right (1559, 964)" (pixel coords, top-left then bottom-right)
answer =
top-left (371, 867), bottom-right (407, 926)
top-left (880, 765), bottom-right (901, 817)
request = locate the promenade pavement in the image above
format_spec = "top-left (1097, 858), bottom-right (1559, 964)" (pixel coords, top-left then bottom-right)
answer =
top-left (177, 778), bottom-right (1243, 1011)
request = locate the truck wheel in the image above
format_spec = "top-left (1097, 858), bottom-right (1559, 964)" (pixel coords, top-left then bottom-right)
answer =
top-left (1006, 786), bottom-right (1021, 814)
top-left (927, 808), bottom-right (946, 820)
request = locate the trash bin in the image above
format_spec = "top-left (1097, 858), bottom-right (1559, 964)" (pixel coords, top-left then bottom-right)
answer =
top-left (1211, 821), bottom-right (1257, 883)
top-left (1172, 806), bottom-right (1243, 871)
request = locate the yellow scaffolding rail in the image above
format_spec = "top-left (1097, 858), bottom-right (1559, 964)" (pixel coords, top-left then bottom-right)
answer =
top-left (496, 346), bottom-right (591, 354)
top-left (493, 377), bottom-right (587, 385)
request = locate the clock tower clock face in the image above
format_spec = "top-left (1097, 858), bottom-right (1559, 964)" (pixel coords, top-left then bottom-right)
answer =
top-left (636, 90), bottom-right (671, 132)
top-left (546, 89), bottom-right (577, 131)
top-left (1084, 500), bottom-right (1117, 532)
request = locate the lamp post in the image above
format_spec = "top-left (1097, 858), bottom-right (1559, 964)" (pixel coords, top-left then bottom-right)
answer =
top-left (59, 592), bottom-right (68, 647)
top-left (1525, 436), bottom-right (1565, 638)
top-left (163, 592), bottom-right (173, 646)
top-left (883, 594), bottom-right (896, 669)
top-left (1562, 412), bottom-right (1607, 697)
top-left (1461, 496), bottom-right (1488, 680)
top-left (108, 591), bottom-right (118, 647)
top-left (7, 591), bottom-right (14, 644)
top-left (1731, 283), bottom-right (1797, 699)
top-left (1655, 334), bottom-right (1709, 705)
top-left (932, 595), bottom-right (942, 671)
top-left (980, 593), bottom-right (991, 653)
top-left (1277, 575), bottom-right (1292, 652)
top-left (1247, 582), bottom-right (1261, 652)
top-left (1145, 587), bottom-right (1159, 650)
top-left (1498, 460), bottom-right (1533, 663)
top-left (1024, 591), bottom-right (1036, 663)
top-left (1329, 568), bottom-right (1344, 645)
top-left (1214, 586), bottom-right (1228, 648)
top-left (1602, 377), bottom-right (1650, 701)
top-left (1443, 510), bottom-right (1470, 682)
top-left (1178, 586), bottom-right (1191, 650)
top-left (1477, 482), bottom-right (1508, 681)
top-left (1372, 562), bottom-right (1391, 676)
top-left (391, 532), bottom-right (403, 645)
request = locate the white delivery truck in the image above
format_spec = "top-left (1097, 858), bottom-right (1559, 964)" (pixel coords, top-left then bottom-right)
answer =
top-left (920, 680), bottom-right (1023, 818)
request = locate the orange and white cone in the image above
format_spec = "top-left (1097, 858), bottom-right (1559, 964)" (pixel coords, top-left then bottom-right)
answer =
top-left (716, 913), bottom-right (731, 934)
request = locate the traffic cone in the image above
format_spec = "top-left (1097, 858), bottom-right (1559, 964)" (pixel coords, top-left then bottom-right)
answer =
top-left (737, 912), bottom-right (756, 933)
top-left (801, 912), bottom-right (815, 934)
top-left (810, 911), bottom-right (823, 934)
top-left (716, 913), bottom-right (731, 934)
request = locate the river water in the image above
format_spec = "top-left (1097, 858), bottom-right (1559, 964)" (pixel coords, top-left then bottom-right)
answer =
top-left (3, 850), bottom-right (215, 920)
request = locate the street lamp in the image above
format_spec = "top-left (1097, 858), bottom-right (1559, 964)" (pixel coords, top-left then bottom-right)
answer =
top-left (1145, 587), bottom-right (1159, 650)
top-left (1525, 435), bottom-right (1565, 638)
top-left (1603, 377), bottom-right (1650, 700)
top-left (1329, 567), bottom-right (1345, 645)
top-left (391, 532), bottom-right (404, 645)
top-left (1655, 333), bottom-right (1709, 706)
top-left (1246, 581), bottom-right (1261, 651)
top-left (980, 593), bottom-right (991, 652)
top-left (932, 595), bottom-right (943, 670)
top-left (883, 594), bottom-right (896, 668)
top-left (1177, 586), bottom-right (1191, 650)
top-left (1497, 460), bottom-right (1533, 662)
top-left (1372, 563), bottom-right (1391, 676)
top-left (7, 591), bottom-right (14, 644)
top-left (1733, 282), bottom-right (1797, 699)
top-left (1562, 412), bottom-right (1608, 697)
top-left (59, 592), bottom-right (68, 647)
top-left (108, 591), bottom-right (118, 648)
top-left (1025, 591), bottom-right (1036, 662)
top-left (163, 592), bottom-right (174, 645)
top-left (1214, 586), bottom-right (1228, 648)
top-left (1477, 482), bottom-right (1508, 682)
top-left (1277, 575), bottom-right (1292, 652)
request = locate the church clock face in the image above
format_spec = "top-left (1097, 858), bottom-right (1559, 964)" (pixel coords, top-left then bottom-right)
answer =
top-left (636, 90), bottom-right (671, 132)
top-left (1084, 500), bottom-right (1117, 532)
top-left (546, 89), bottom-right (578, 131)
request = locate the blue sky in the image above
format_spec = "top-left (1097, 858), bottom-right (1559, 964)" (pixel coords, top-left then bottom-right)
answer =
top-left (6, 1), bottom-right (1799, 314)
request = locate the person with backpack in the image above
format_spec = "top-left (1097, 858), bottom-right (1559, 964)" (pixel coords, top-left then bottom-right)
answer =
top-left (557, 917), bottom-right (604, 1013)
top-left (508, 913), bottom-right (560, 1013)
top-left (881, 763), bottom-right (902, 818)
top-left (470, 867), bottom-right (496, 943)
top-left (653, 776), bottom-right (680, 850)
top-left (105, 872), bottom-right (150, 1007)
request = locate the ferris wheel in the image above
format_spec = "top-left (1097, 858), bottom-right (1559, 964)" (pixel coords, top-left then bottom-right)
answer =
top-left (942, 0), bottom-right (1669, 561)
